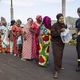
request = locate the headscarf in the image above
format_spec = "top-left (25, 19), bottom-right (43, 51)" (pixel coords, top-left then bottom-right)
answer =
top-left (16, 19), bottom-right (22, 25)
top-left (42, 16), bottom-right (51, 30)
top-left (56, 13), bottom-right (66, 27)
top-left (16, 19), bottom-right (22, 27)
top-left (36, 15), bottom-right (42, 24)
top-left (10, 20), bottom-right (16, 26)
top-left (36, 15), bottom-right (42, 21)
top-left (56, 13), bottom-right (63, 20)
top-left (1, 17), bottom-right (7, 26)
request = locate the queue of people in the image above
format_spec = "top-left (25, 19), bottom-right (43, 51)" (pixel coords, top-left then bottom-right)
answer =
top-left (0, 7), bottom-right (80, 79)
top-left (0, 15), bottom-right (52, 67)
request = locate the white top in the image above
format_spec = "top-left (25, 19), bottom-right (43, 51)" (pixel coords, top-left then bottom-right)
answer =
top-left (17, 36), bottom-right (22, 44)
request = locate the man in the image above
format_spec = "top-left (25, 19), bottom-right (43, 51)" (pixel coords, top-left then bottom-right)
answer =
top-left (76, 7), bottom-right (80, 72)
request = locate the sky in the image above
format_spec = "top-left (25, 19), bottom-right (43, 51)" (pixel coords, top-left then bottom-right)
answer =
top-left (0, 0), bottom-right (80, 23)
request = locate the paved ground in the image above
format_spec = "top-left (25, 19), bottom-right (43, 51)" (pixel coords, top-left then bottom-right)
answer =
top-left (0, 45), bottom-right (80, 80)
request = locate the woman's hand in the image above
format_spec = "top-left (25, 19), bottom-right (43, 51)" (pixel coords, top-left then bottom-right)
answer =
top-left (78, 31), bottom-right (80, 35)
top-left (60, 28), bottom-right (65, 32)
top-left (24, 35), bottom-right (27, 41)
top-left (23, 32), bottom-right (27, 41)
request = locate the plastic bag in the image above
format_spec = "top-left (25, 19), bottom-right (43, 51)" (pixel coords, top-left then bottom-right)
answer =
top-left (61, 28), bottom-right (72, 43)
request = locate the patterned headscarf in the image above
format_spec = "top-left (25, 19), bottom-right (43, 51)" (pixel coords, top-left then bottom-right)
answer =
top-left (42, 16), bottom-right (51, 30)
top-left (36, 15), bottom-right (42, 24)
top-left (36, 15), bottom-right (42, 21)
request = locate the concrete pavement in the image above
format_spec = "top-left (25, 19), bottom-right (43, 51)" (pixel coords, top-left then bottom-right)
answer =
top-left (0, 45), bottom-right (80, 80)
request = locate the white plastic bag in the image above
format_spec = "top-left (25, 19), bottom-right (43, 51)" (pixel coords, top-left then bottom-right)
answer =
top-left (61, 28), bottom-right (72, 43)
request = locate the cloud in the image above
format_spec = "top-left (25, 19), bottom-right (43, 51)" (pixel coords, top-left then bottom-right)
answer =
top-left (1, 0), bottom-right (37, 7)
top-left (67, 0), bottom-right (75, 2)
top-left (13, 0), bottom-right (38, 7)
top-left (0, 0), bottom-right (76, 22)
top-left (1, 0), bottom-right (75, 8)
top-left (39, 0), bottom-right (75, 4)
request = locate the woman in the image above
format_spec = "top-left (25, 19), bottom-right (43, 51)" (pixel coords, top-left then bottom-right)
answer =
top-left (0, 17), bottom-right (10, 53)
top-left (11, 21), bottom-right (19, 56)
top-left (51, 13), bottom-right (67, 79)
top-left (38, 16), bottom-right (51, 66)
top-left (16, 19), bottom-right (23, 58)
top-left (21, 18), bottom-right (33, 61)
top-left (9, 20), bottom-right (16, 54)
top-left (0, 22), bottom-right (2, 53)
top-left (31, 15), bottom-right (42, 61)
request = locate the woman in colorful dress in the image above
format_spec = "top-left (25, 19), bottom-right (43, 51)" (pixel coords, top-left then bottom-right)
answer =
top-left (38, 16), bottom-right (51, 66)
top-left (21, 18), bottom-right (33, 61)
top-left (11, 22), bottom-right (19, 56)
top-left (16, 19), bottom-right (23, 58)
top-left (0, 17), bottom-right (10, 53)
top-left (31, 15), bottom-right (42, 61)
top-left (9, 20), bottom-right (16, 54)
top-left (0, 22), bottom-right (3, 53)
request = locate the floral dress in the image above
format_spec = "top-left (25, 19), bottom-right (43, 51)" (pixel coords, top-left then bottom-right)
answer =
top-left (38, 25), bottom-right (51, 66)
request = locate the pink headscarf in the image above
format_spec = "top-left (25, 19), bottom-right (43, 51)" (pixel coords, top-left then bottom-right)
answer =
top-left (36, 15), bottom-right (42, 21)
top-left (42, 16), bottom-right (51, 30)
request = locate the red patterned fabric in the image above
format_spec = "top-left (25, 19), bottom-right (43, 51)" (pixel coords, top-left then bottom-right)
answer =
top-left (31, 22), bottom-right (39, 59)
top-left (42, 35), bottom-right (49, 41)
top-left (22, 24), bottom-right (33, 59)
top-left (12, 25), bottom-right (18, 55)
